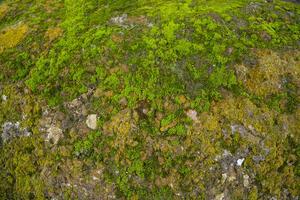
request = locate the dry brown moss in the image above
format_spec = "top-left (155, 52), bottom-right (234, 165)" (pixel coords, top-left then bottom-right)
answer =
top-left (235, 50), bottom-right (300, 97)
top-left (45, 27), bottom-right (63, 42)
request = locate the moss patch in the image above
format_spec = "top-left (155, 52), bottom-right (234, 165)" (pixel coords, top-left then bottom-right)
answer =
top-left (0, 23), bottom-right (28, 53)
top-left (0, 3), bottom-right (8, 20)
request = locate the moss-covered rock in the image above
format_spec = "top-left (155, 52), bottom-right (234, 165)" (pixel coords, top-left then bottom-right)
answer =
top-left (0, 0), bottom-right (299, 199)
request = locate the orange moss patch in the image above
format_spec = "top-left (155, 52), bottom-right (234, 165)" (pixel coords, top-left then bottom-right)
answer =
top-left (0, 23), bottom-right (28, 53)
top-left (235, 50), bottom-right (300, 97)
top-left (0, 3), bottom-right (8, 19)
top-left (45, 27), bottom-right (63, 42)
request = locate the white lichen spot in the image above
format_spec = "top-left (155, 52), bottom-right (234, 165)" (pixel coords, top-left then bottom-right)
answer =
top-left (221, 173), bottom-right (227, 184)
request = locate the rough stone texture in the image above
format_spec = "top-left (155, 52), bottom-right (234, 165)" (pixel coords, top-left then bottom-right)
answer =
top-left (46, 126), bottom-right (63, 145)
top-left (86, 114), bottom-right (97, 130)
top-left (1, 121), bottom-right (31, 143)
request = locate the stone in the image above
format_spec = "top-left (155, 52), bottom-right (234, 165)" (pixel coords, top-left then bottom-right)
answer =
top-left (215, 193), bottom-right (225, 200)
top-left (236, 158), bottom-right (245, 166)
top-left (221, 173), bottom-right (227, 184)
top-left (46, 126), bottom-right (63, 145)
top-left (186, 109), bottom-right (198, 121)
top-left (86, 114), bottom-right (97, 130)
top-left (243, 174), bottom-right (250, 188)
top-left (1, 95), bottom-right (7, 101)
top-left (1, 121), bottom-right (31, 143)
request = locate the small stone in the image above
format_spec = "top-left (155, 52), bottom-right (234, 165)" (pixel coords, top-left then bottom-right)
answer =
top-left (243, 174), bottom-right (250, 188)
top-left (226, 47), bottom-right (234, 55)
top-left (186, 109), bottom-right (198, 121)
top-left (1, 95), bottom-right (7, 101)
top-left (46, 126), bottom-right (63, 145)
top-left (215, 193), bottom-right (225, 200)
top-left (221, 173), bottom-right (227, 184)
top-left (70, 98), bottom-right (81, 108)
top-left (237, 158), bottom-right (245, 166)
top-left (86, 114), bottom-right (97, 130)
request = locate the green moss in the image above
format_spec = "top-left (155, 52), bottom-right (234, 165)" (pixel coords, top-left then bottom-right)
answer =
top-left (0, 0), bottom-right (300, 199)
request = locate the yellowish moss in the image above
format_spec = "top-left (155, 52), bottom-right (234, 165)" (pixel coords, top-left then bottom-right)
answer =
top-left (103, 109), bottom-right (138, 136)
top-left (45, 27), bottom-right (63, 42)
top-left (235, 50), bottom-right (300, 97)
top-left (0, 23), bottom-right (29, 53)
top-left (198, 112), bottom-right (221, 132)
top-left (212, 95), bottom-right (275, 140)
top-left (0, 3), bottom-right (8, 20)
top-left (103, 109), bottom-right (139, 158)
top-left (277, 106), bottom-right (300, 140)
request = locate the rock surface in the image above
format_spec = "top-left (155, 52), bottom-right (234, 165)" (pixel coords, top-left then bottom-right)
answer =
top-left (86, 114), bottom-right (97, 130)
top-left (46, 126), bottom-right (63, 145)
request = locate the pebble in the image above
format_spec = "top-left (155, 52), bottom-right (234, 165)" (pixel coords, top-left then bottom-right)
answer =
top-left (243, 174), bottom-right (250, 188)
top-left (1, 121), bottom-right (31, 142)
top-left (46, 126), bottom-right (63, 145)
top-left (186, 109), bottom-right (198, 121)
top-left (215, 193), bottom-right (225, 200)
top-left (1, 95), bottom-right (7, 101)
top-left (86, 114), bottom-right (97, 130)
top-left (237, 158), bottom-right (245, 166)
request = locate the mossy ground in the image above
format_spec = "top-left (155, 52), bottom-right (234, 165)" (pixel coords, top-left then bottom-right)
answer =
top-left (0, 0), bottom-right (299, 199)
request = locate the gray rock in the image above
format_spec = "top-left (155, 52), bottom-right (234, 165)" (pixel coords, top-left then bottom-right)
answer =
top-left (1, 121), bottom-right (31, 143)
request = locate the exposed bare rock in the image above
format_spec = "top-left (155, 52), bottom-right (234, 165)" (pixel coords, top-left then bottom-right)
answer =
top-left (46, 126), bottom-right (63, 145)
top-left (1, 121), bottom-right (31, 143)
top-left (86, 114), bottom-right (98, 130)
